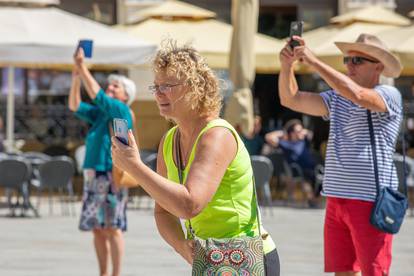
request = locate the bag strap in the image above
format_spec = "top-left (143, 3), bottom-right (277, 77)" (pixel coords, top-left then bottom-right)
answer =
top-left (367, 110), bottom-right (407, 197)
top-left (174, 129), bottom-right (262, 238)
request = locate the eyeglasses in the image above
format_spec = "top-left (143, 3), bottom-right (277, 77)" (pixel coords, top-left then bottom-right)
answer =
top-left (148, 83), bottom-right (182, 94)
top-left (343, 56), bottom-right (379, 66)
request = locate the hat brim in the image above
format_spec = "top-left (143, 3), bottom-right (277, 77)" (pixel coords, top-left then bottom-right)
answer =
top-left (334, 42), bottom-right (402, 78)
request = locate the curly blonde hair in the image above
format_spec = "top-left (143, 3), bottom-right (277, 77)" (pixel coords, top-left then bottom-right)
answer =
top-left (152, 40), bottom-right (222, 117)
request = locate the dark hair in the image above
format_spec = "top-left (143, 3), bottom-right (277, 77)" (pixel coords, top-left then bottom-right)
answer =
top-left (284, 119), bottom-right (302, 135)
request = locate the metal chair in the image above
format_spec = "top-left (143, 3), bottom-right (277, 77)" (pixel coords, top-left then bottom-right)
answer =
top-left (0, 157), bottom-right (38, 217)
top-left (38, 156), bottom-right (76, 216)
top-left (23, 151), bottom-right (51, 161)
top-left (23, 151), bottom-right (51, 189)
top-left (251, 155), bottom-right (274, 215)
top-left (266, 150), bottom-right (292, 179)
top-left (266, 149), bottom-right (315, 206)
top-left (394, 156), bottom-right (413, 216)
top-left (314, 164), bottom-right (325, 196)
top-left (265, 150), bottom-right (293, 202)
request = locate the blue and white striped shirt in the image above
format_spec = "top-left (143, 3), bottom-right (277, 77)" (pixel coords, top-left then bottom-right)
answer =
top-left (320, 85), bottom-right (402, 202)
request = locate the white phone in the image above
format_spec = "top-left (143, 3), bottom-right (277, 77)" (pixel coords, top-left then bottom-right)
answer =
top-left (113, 118), bottom-right (129, 145)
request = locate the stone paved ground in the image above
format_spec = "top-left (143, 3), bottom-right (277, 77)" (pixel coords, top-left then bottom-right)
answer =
top-left (0, 198), bottom-right (413, 276)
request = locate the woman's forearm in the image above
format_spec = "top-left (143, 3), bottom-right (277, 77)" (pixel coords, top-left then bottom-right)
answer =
top-left (68, 76), bottom-right (81, 112)
top-left (78, 64), bottom-right (101, 100)
top-left (129, 163), bottom-right (195, 219)
top-left (155, 207), bottom-right (187, 254)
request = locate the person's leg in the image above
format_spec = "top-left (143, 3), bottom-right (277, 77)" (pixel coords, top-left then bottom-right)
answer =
top-left (264, 248), bottom-right (280, 276)
top-left (107, 228), bottom-right (124, 276)
top-left (345, 200), bottom-right (393, 276)
top-left (93, 229), bottom-right (110, 276)
top-left (324, 197), bottom-right (361, 275)
top-left (302, 180), bottom-right (317, 207)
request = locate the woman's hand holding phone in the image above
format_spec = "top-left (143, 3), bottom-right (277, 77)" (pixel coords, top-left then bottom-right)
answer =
top-left (111, 122), bottom-right (143, 177)
top-left (113, 119), bottom-right (129, 145)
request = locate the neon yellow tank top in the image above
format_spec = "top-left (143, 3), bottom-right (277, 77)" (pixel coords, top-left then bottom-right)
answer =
top-left (163, 119), bottom-right (275, 253)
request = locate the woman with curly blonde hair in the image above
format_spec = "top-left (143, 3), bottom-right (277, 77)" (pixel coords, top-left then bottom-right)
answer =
top-left (111, 41), bottom-right (280, 275)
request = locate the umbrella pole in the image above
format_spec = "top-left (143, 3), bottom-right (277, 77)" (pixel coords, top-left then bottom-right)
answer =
top-left (6, 66), bottom-right (15, 153)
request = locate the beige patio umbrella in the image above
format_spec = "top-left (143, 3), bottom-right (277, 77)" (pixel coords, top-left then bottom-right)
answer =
top-left (0, 6), bottom-right (156, 152)
top-left (0, 0), bottom-right (59, 5)
top-left (130, 0), bottom-right (216, 22)
top-left (378, 25), bottom-right (414, 75)
top-left (301, 22), bottom-right (401, 73)
top-left (330, 5), bottom-right (411, 26)
top-left (223, 0), bottom-right (258, 136)
top-left (298, 6), bottom-right (410, 74)
top-left (117, 19), bottom-right (282, 73)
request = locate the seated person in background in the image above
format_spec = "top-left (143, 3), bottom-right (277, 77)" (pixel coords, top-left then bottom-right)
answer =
top-left (240, 115), bottom-right (265, 155)
top-left (265, 119), bottom-right (318, 206)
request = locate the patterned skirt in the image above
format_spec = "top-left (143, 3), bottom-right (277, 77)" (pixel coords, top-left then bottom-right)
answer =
top-left (79, 169), bottom-right (128, 231)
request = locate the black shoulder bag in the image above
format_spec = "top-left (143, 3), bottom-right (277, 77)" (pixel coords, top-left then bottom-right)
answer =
top-left (368, 110), bottom-right (408, 234)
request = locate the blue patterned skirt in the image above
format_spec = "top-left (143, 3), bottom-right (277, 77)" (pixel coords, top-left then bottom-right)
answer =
top-left (79, 170), bottom-right (128, 231)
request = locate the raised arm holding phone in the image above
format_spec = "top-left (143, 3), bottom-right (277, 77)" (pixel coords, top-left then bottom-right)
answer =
top-left (279, 32), bottom-right (403, 276)
top-left (69, 43), bottom-right (137, 276)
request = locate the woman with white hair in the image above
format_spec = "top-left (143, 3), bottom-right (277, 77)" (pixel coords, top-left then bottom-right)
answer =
top-left (69, 47), bottom-right (136, 276)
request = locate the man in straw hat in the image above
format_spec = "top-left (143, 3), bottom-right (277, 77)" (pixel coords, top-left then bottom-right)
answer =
top-left (278, 33), bottom-right (403, 276)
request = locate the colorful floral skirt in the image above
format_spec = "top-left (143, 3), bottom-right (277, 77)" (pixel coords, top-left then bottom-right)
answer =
top-left (79, 170), bottom-right (128, 231)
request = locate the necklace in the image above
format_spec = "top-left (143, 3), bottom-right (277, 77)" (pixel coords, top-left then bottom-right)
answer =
top-left (177, 126), bottom-right (199, 169)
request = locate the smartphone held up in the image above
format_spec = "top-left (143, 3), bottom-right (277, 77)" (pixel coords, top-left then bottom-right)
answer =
top-left (113, 118), bottom-right (129, 146)
top-left (78, 39), bottom-right (93, 58)
top-left (289, 21), bottom-right (303, 49)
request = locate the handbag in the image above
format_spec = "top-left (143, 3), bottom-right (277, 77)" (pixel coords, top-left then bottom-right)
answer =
top-left (174, 130), bottom-right (266, 276)
top-left (367, 110), bottom-right (408, 234)
top-left (110, 110), bottom-right (139, 188)
top-left (112, 164), bottom-right (137, 188)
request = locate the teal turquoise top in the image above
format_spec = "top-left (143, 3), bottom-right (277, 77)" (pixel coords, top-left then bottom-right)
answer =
top-left (162, 119), bottom-right (276, 254)
top-left (75, 89), bottom-right (132, 171)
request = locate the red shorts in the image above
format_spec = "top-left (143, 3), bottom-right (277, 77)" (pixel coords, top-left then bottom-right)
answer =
top-left (324, 197), bottom-right (393, 275)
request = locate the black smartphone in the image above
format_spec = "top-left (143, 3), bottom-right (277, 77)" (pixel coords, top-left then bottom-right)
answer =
top-left (289, 21), bottom-right (304, 49)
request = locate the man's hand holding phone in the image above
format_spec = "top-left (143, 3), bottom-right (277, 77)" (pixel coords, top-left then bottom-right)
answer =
top-left (280, 21), bottom-right (304, 68)
top-left (291, 36), bottom-right (318, 67)
top-left (289, 21), bottom-right (303, 49)
top-left (281, 21), bottom-right (318, 67)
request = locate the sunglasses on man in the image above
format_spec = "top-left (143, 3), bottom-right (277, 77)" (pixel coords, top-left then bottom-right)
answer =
top-left (343, 56), bottom-right (379, 65)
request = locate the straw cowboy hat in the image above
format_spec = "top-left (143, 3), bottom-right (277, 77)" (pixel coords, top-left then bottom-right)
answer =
top-left (335, 33), bottom-right (402, 78)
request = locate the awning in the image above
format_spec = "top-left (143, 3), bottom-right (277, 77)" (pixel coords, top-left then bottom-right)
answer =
top-left (117, 18), bottom-right (283, 73)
